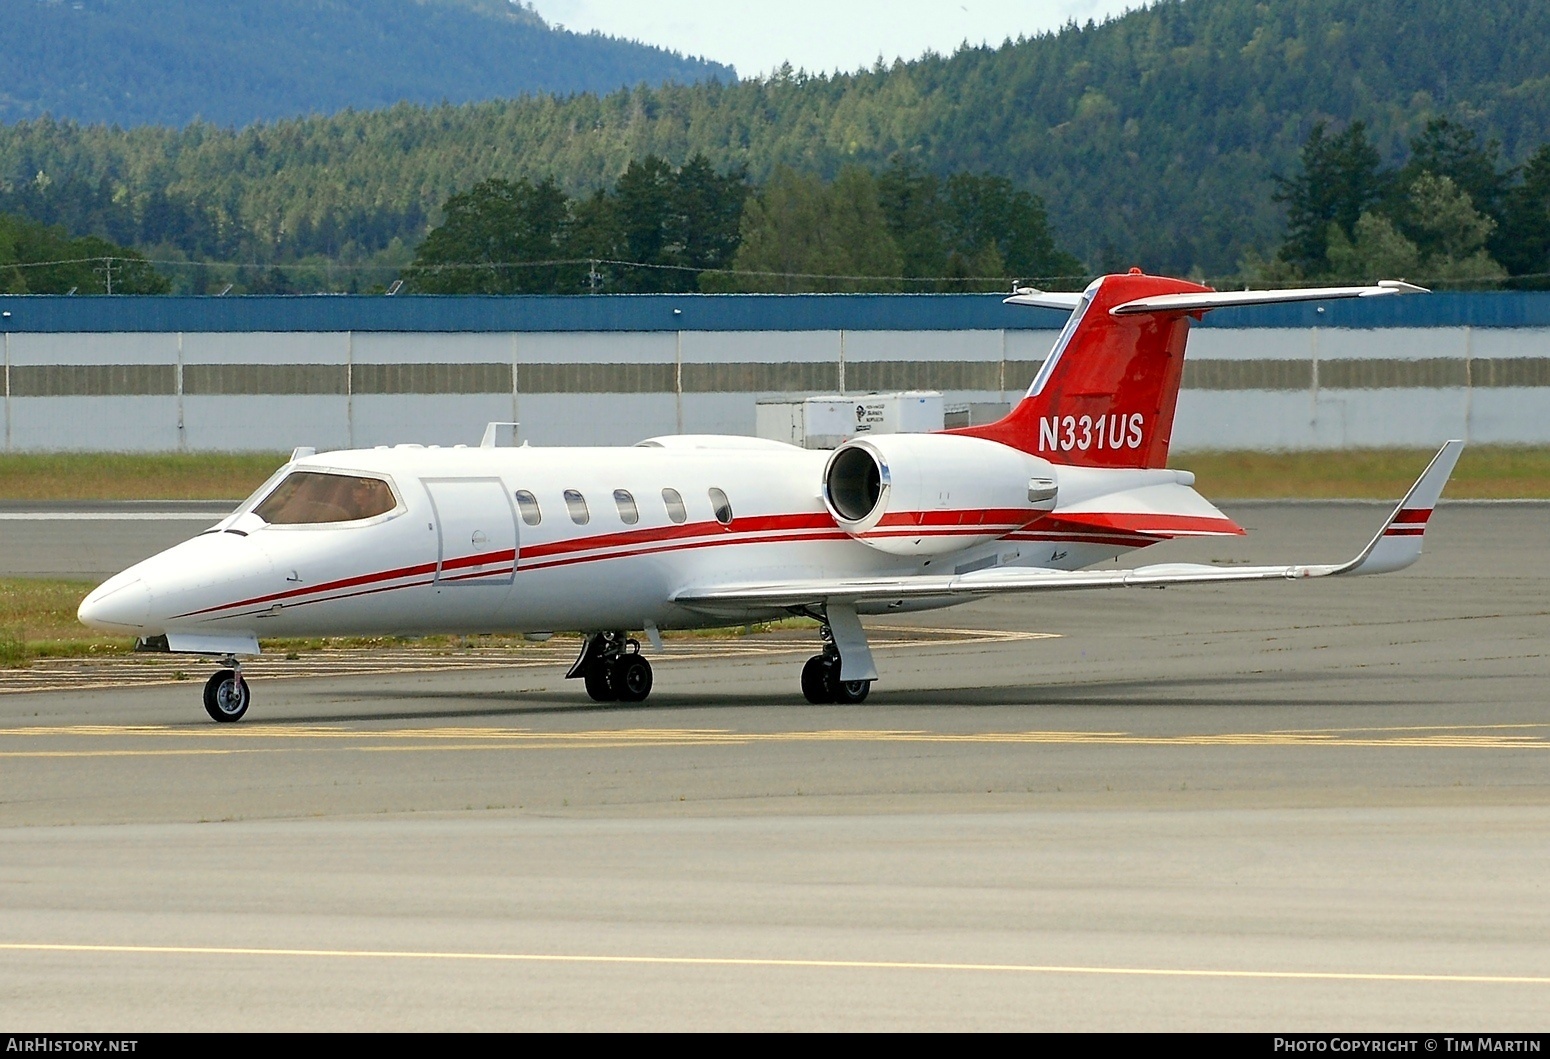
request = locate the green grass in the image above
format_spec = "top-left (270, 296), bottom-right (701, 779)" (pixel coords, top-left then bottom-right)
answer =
top-left (0, 452), bottom-right (288, 501)
top-left (0, 579), bottom-right (136, 665)
top-left (0, 576), bottom-right (809, 666)
top-left (0, 575), bottom-right (574, 666)
top-left (1173, 445), bottom-right (1550, 499)
top-left (0, 628), bottom-right (27, 666)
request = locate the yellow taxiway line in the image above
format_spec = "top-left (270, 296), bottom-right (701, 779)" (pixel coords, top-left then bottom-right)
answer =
top-left (1, 941), bottom-right (1546, 985)
top-left (1, 722), bottom-right (1547, 758)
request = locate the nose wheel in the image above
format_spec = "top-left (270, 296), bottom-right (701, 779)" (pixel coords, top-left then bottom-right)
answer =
top-left (570, 632), bottom-right (654, 704)
top-left (203, 661), bottom-right (250, 722)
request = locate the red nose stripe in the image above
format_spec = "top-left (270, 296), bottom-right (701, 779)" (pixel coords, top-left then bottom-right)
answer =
top-left (179, 558), bottom-right (441, 617)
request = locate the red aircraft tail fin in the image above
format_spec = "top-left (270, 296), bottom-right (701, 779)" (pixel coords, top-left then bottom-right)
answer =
top-left (948, 270), bottom-right (1212, 469)
top-left (951, 273), bottom-right (1429, 468)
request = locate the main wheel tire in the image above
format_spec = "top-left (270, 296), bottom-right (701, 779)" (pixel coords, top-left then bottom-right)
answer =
top-left (823, 663), bottom-right (871, 705)
top-left (801, 655), bottom-right (835, 704)
top-left (583, 664), bottom-right (618, 702)
top-left (203, 669), bottom-right (250, 723)
top-left (613, 656), bottom-right (653, 703)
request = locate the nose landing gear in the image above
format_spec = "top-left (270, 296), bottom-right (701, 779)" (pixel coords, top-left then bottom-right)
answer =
top-left (203, 656), bottom-right (250, 722)
top-left (568, 631), bottom-right (654, 703)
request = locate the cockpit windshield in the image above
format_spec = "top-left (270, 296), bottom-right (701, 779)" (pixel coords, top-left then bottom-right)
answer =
top-left (252, 471), bottom-right (397, 525)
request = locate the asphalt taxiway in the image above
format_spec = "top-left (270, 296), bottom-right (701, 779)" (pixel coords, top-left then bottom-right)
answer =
top-left (1, 502), bottom-right (1547, 1030)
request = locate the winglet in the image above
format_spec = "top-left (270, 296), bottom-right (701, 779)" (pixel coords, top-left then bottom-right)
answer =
top-left (1331, 440), bottom-right (1464, 576)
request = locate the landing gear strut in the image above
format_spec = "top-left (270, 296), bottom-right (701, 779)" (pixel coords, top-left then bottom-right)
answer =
top-left (800, 607), bottom-right (874, 705)
top-left (203, 655), bottom-right (250, 722)
top-left (568, 631), bottom-right (654, 704)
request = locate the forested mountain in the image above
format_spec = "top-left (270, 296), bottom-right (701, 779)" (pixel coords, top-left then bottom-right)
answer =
top-left (0, 0), bottom-right (1547, 278)
top-left (0, 0), bottom-right (734, 128)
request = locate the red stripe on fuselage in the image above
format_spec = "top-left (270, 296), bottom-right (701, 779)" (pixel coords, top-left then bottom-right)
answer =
top-left (516, 530), bottom-right (851, 574)
top-left (438, 565), bottom-right (518, 584)
top-left (859, 525), bottom-right (1025, 541)
top-left (214, 575), bottom-right (442, 621)
top-left (175, 547), bottom-right (517, 619)
top-left (1006, 530), bottom-right (1159, 549)
top-left (177, 507), bottom-right (1179, 619)
top-left (179, 557), bottom-right (441, 617)
top-left (874, 507), bottom-right (1037, 529)
top-left (519, 513), bottom-right (833, 561)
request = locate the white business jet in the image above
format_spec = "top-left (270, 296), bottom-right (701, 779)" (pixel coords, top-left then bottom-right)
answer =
top-left (78, 270), bottom-right (1461, 722)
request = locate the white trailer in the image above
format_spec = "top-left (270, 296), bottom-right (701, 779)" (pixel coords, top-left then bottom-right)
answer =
top-left (756, 391), bottom-right (946, 449)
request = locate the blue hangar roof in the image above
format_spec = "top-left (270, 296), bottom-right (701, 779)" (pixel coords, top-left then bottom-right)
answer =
top-left (1, 291), bottom-right (1549, 333)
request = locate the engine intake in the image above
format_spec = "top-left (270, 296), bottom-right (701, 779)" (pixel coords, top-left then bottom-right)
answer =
top-left (822, 434), bottom-right (1058, 556)
top-left (826, 444), bottom-right (886, 522)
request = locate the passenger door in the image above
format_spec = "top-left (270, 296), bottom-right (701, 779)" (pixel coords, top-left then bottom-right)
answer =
top-left (421, 478), bottom-right (518, 588)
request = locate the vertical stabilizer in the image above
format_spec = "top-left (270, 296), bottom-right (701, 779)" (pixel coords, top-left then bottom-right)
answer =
top-left (949, 270), bottom-right (1213, 469)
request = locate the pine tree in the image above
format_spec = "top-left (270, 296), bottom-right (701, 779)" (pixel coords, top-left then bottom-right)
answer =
top-left (1275, 121), bottom-right (1389, 275)
top-left (407, 177), bottom-right (578, 293)
top-left (1495, 145), bottom-right (1550, 283)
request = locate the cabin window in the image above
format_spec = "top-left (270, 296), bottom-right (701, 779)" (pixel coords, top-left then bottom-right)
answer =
top-left (514, 490), bottom-right (542, 526)
top-left (563, 489), bottom-right (590, 525)
top-left (709, 487), bottom-right (733, 525)
top-left (614, 489), bottom-right (639, 525)
top-left (662, 488), bottom-right (687, 524)
top-left (253, 471), bottom-right (396, 525)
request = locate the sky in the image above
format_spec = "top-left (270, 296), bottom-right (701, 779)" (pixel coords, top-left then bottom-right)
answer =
top-left (527, 1), bottom-right (1150, 79)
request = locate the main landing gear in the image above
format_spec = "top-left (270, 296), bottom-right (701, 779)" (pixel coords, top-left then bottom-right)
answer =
top-left (799, 605), bottom-right (877, 705)
top-left (800, 631), bottom-right (871, 704)
top-left (568, 631), bottom-right (654, 703)
top-left (203, 656), bottom-right (250, 723)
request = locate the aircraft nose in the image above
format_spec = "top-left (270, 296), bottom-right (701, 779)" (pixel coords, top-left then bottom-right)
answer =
top-left (78, 577), bottom-right (151, 631)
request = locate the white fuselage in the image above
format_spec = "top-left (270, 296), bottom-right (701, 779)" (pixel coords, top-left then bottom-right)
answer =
top-left (78, 437), bottom-right (1229, 642)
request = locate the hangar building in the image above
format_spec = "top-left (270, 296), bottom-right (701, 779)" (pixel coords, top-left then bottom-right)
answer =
top-left (0, 292), bottom-right (1546, 452)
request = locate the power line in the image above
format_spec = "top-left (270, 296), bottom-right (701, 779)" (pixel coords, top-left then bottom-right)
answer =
top-left (2, 253), bottom-right (1088, 287)
top-left (1, 254), bottom-right (1540, 290)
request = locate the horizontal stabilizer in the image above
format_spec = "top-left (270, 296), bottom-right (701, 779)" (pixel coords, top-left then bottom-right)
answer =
top-left (974, 273), bottom-right (1432, 470)
top-left (1045, 479), bottom-right (1244, 539)
top-left (1109, 280), bottom-right (1428, 316)
top-left (1003, 289), bottom-right (1086, 310)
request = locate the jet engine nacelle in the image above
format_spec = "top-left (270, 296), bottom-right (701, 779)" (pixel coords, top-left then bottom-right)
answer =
top-left (822, 433), bottom-right (1058, 556)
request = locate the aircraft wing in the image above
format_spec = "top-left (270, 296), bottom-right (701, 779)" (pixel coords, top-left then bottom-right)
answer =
top-left (673, 441), bottom-right (1463, 615)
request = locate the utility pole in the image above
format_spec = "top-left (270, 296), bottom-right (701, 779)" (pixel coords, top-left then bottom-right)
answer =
top-left (93, 257), bottom-right (119, 295)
